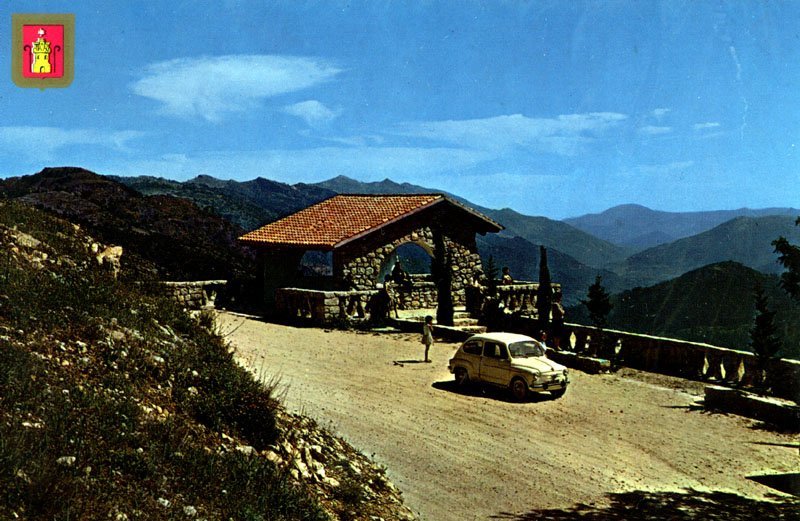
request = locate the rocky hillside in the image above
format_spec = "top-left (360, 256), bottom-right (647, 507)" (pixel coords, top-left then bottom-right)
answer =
top-left (0, 167), bottom-right (255, 282)
top-left (0, 200), bottom-right (415, 520)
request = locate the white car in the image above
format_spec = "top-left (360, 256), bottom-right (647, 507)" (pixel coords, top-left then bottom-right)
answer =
top-left (448, 332), bottom-right (569, 400)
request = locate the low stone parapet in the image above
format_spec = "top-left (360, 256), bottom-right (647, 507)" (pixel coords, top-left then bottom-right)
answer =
top-left (275, 287), bottom-right (378, 324)
top-left (394, 280), bottom-right (437, 310)
top-left (163, 280), bottom-right (227, 309)
top-left (547, 350), bottom-right (611, 374)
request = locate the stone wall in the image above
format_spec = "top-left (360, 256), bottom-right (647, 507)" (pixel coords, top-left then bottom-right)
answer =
top-left (333, 218), bottom-right (482, 306)
top-left (163, 280), bottom-right (227, 309)
top-left (274, 282), bottom-right (439, 324)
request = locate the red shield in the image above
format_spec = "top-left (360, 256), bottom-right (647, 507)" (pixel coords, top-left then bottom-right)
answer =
top-left (22, 24), bottom-right (65, 78)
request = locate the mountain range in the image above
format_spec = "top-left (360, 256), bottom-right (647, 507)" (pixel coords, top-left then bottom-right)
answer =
top-left (115, 174), bottom-right (634, 305)
top-left (565, 203), bottom-right (800, 249)
top-left (111, 172), bottom-right (800, 301)
top-left (4, 166), bottom-right (799, 355)
top-left (611, 215), bottom-right (800, 287)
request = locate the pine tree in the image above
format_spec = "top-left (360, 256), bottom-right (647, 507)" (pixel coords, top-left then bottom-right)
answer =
top-left (773, 217), bottom-right (800, 300)
top-left (750, 284), bottom-right (782, 389)
top-left (581, 275), bottom-right (612, 329)
top-left (536, 246), bottom-right (552, 335)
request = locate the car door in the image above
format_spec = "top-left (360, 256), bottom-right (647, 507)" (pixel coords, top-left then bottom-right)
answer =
top-left (457, 339), bottom-right (483, 377)
top-left (479, 341), bottom-right (511, 385)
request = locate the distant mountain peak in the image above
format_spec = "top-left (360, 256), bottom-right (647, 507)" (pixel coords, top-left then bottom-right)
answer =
top-left (37, 166), bottom-right (102, 178)
top-left (326, 174), bottom-right (357, 183)
top-left (190, 174), bottom-right (218, 182)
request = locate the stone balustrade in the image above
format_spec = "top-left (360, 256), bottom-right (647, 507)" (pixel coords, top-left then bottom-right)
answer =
top-left (495, 283), bottom-right (540, 314)
top-left (275, 278), bottom-right (444, 324)
top-left (275, 288), bottom-right (378, 323)
top-left (504, 314), bottom-right (799, 402)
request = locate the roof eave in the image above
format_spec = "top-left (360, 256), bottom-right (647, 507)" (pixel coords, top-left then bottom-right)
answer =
top-left (238, 239), bottom-right (336, 251)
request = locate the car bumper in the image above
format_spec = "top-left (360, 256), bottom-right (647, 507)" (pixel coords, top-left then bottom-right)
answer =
top-left (529, 377), bottom-right (568, 392)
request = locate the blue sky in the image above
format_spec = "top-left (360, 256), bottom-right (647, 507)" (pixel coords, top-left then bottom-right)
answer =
top-left (2, 1), bottom-right (799, 218)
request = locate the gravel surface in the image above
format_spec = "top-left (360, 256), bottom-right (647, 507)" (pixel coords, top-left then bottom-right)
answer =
top-left (220, 313), bottom-right (799, 521)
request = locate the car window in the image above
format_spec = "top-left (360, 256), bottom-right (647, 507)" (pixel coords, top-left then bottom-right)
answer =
top-left (483, 342), bottom-right (507, 359)
top-left (508, 341), bottom-right (545, 358)
top-left (462, 340), bottom-right (482, 355)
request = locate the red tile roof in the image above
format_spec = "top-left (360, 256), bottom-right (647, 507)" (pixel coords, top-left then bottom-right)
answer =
top-left (238, 194), bottom-right (501, 249)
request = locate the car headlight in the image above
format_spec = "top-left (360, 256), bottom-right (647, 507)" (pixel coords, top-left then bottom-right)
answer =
top-left (530, 372), bottom-right (541, 383)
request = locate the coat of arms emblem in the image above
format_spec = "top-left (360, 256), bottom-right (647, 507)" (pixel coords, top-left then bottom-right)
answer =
top-left (12, 13), bottom-right (74, 89)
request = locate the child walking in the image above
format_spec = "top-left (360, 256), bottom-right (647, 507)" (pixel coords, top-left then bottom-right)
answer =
top-left (422, 315), bottom-right (434, 363)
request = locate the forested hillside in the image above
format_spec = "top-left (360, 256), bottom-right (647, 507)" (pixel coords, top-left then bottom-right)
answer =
top-left (568, 261), bottom-right (800, 359)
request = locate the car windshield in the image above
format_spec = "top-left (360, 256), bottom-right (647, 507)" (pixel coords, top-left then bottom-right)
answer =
top-left (508, 341), bottom-right (545, 358)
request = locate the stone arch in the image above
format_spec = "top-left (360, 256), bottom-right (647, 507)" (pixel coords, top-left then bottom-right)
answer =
top-left (377, 239), bottom-right (434, 283)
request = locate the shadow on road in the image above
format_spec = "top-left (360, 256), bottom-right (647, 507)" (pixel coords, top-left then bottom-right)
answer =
top-left (660, 403), bottom-right (705, 412)
top-left (749, 420), bottom-right (800, 435)
top-left (392, 359), bottom-right (428, 365)
top-left (431, 380), bottom-right (557, 404)
top-left (488, 490), bottom-right (800, 520)
top-left (748, 473), bottom-right (800, 497)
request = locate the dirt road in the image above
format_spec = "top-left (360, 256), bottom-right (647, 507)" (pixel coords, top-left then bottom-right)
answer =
top-left (219, 313), bottom-right (798, 521)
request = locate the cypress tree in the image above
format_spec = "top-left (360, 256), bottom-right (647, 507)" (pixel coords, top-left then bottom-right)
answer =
top-left (432, 231), bottom-right (454, 326)
top-left (484, 255), bottom-right (499, 297)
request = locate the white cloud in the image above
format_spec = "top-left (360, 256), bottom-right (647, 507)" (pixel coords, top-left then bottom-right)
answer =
top-left (693, 122), bottom-right (721, 130)
top-left (131, 55), bottom-right (342, 122)
top-left (638, 125), bottom-right (672, 135)
top-left (637, 161), bottom-right (694, 176)
top-left (394, 112), bottom-right (628, 156)
top-left (321, 134), bottom-right (386, 146)
top-left (652, 108), bottom-right (670, 119)
top-left (283, 100), bottom-right (341, 126)
top-left (0, 126), bottom-right (145, 159)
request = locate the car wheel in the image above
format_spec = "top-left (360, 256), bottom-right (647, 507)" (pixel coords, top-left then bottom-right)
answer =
top-left (510, 378), bottom-right (528, 401)
top-left (550, 388), bottom-right (566, 399)
top-left (454, 367), bottom-right (469, 388)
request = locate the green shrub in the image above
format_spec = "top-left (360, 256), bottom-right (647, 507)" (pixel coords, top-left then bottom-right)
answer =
top-left (0, 202), bottom-right (322, 520)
